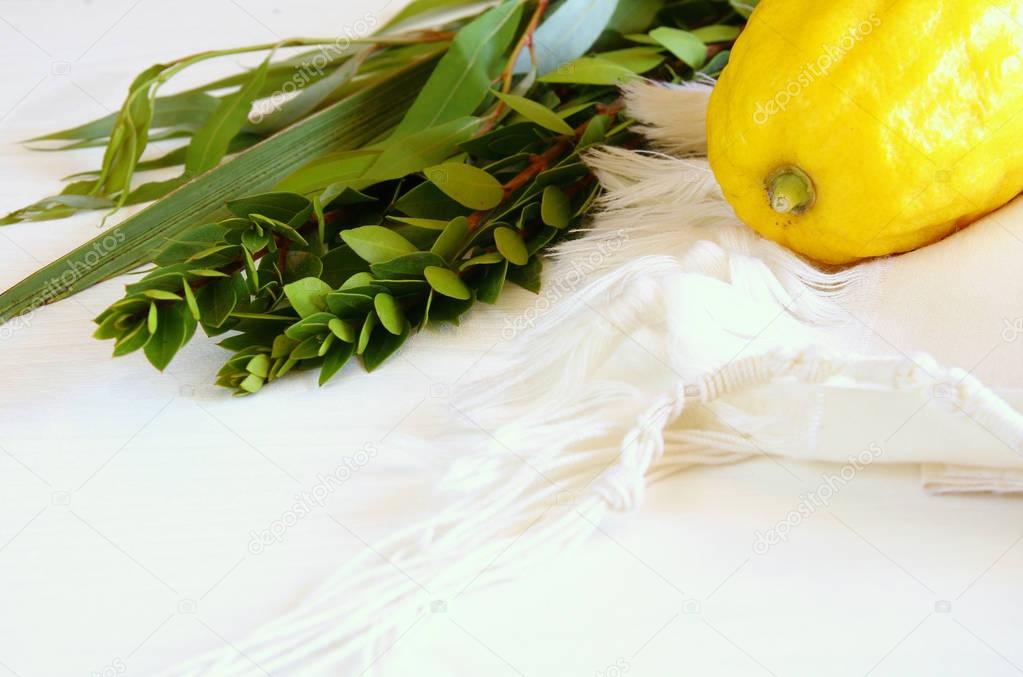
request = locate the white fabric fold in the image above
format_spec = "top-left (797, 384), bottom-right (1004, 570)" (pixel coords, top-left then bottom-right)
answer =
top-left (923, 464), bottom-right (1023, 494)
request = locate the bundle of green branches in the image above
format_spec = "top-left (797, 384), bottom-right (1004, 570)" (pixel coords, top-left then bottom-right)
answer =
top-left (0, 0), bottom-right (749, 394)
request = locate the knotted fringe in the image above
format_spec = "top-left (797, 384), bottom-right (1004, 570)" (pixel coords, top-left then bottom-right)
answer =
top-left (170, 82), bottom-right (1023, 675)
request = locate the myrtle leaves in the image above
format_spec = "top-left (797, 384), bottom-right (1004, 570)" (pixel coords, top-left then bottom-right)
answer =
top-left (93, 192), bottom-right (316, 376)
top-left (80, 0), bottom-right (746, 396)
top-left (424, 163), bottom-right (504, 210)
top-left (186, 57), bottom-right (271, 176)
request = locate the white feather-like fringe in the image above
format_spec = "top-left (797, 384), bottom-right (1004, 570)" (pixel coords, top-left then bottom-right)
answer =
top-left (620, 78), bottom-right (715, 155)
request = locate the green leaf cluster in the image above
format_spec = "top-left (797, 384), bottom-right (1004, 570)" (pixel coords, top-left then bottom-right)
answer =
top-left (8, 0), bottom-right (746, 394)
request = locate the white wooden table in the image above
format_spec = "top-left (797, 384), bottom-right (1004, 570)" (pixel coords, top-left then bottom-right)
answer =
top-left (0, 2), bottom-right (1021, 675)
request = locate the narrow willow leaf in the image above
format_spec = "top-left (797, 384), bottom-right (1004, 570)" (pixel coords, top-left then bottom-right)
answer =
top-left (276, 149), bottom-right (379, 196)
top-left (362, 116), bottom-right (482, 183)
top-left (284, 277), bottom-right (332, 318)
top-left (538, 57), bottom-right (638, 85)
top-left (649, 27), bottom-right (708, 69)
top-left (424, 163), bottom-right (503, 210)
top-left (513, 0), bottom-right (619, 75)
top-left (374, 294), bottom-right (405, 335)
top-left (97, 64), bottom-right (164, 201)
top-left (384, 0), bottom-right (481, 29)
top-left (1, 190), bottom-right (115, 225)
top-left (27, 91), bottom-right (219, 144)
top-left (186, 57), bottom-right (270, 175)
top-left (492, 92), bottom-right (574, 135)
top-left (248, 48), bottom-right (368, 135)
top-left (493, 227), bottom-right (529, 265)
top-left (123, 176), bottom-right (187, 206)
top-left (191, 47), bottom-right (346, 98)
top-left (0, 56), bottom-right (436, 323)
top-left (541, 185), bottom-right (572, 229)
top-left (424, 266), bottom-right (471, 300)
top-left (393, 0), bottom-right (522, 137)
top-left (341, 226), bottom-right (419, 264)
top-left (40, 125), bottom-right (191, 153)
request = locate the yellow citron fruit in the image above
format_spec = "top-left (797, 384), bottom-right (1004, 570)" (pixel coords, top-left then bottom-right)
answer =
top-left (707, 0), bottom-right (1023, 265)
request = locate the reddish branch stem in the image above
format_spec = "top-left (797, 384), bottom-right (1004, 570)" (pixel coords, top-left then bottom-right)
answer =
top-left (467, 99), bottom-right (624, 230)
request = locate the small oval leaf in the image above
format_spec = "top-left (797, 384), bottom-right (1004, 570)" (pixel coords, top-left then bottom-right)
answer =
top-left (430, 216), bottom-right (470, 262)
top-left (494, 227), bottom-right (529, 266)
top-left (541, 186), bottom-right (572, 229)
top-left (341, 226), bottom-right (419, 264)
top-left (424, 163), bottom-right (504, 210)
top-left (374, 293), bottom-right (406, 336)
top-left (424, 266), bottom-right (472, 300)
top-left (283, 277), bottom-right (332, 318)
top-left (492, 91), bottom-right (574, 135)
top-left (649, 27), bottom-right (708, 69)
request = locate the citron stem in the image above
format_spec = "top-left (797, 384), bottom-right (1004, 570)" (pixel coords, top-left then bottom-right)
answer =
top-left (767, 167), bottom-right (815, 215)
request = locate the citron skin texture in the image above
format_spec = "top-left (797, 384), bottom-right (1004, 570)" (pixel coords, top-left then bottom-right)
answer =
top-left (707, 0), bottom-right (1023, 265)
